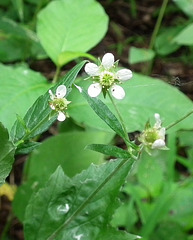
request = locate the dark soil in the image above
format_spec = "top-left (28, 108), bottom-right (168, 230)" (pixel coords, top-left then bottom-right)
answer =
top-left (1, 0), bottom-right (193, 239)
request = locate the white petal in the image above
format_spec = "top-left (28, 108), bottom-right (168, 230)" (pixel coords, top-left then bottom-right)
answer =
top-left (116, 69), bottom-right (132, 81)
top-left (85, 63), bottom-right (99, 76)
top-left (88, 83), bottom-right (102, 97)
top-left (56, 85), bottom-right (66, 98)
top-left (152, 139), bottom-right (165, 149)
top-left (57, 112), bottom-right (66, 121)
top-left (154, 113), bottom-right (161, 128)
top-left (74, 84), bottom-right (82, 93)
top-left (49, 89), bottom-right (55, 100)
top-left (110, 85), bottom-right (125, 100)
top-left (102, 53), bottom-right (115, 69)
top-left (158, 127), bottom-right (165, 139)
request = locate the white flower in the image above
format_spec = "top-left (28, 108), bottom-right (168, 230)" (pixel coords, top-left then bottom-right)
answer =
top-left (84, 53), bottom-right (132, 100)
top-left (48, 85), bottom-right (70, 122)
top-left (139, 113), bottom-right (167, 153)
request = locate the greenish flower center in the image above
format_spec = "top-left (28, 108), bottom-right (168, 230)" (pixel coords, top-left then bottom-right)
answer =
top-left (100, 71), bottom-right (115, 88)
top-left (50, 98), bottom-right (70, 112)
top-left (144, 129), bottom-right (159, 144)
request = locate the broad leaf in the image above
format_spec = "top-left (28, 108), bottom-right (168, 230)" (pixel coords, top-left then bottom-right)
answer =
top-left (24, 159), bottom-right (134, 240)
top-left (68, 74), bottom-right (193, 133)
top-left (0, 122), bottom-right (15, 186)
top-left (10, 60), bottom-right (86, 144)
top-left (0, 64), bottom-right (49, 131)
top-left (13, 131), bottom-right (113, 221)
top-left (86, 144), bottom-right (131, 158)
top-left (37, 0), bottom-right (108, 66)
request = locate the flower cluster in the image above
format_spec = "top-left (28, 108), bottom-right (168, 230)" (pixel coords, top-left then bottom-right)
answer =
top-left (84, 53), bottom-right (132, 99)
top-left (138, 113), bottom-right (167, 153)
top-left (48, 85), bottom-right (71, 121)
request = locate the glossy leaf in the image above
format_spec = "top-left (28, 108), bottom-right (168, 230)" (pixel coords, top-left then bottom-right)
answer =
top-left (24, 158), bottom-right (134, 240)
top-left (37, 0), bottom-right (108, 66)
top-left (86, 144), bottom-right (131, 159)
top-left (0, 122), bottom-right (15, 186)
top-left (68, 74), bottom-right (193, 133)
top-left (0, 64), bottom-right (49, 132)
top-left (10, 60), bottom-right (86, 144)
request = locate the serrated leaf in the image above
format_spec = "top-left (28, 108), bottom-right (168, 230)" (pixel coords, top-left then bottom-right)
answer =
top-left (68, 74), bottom-right (193, 133)
top-left (173, 23), bottom-right (193, 46)
top-left (81, 89), bottom-right (126, 140)
top-left (24, 158), bottom-right (134, 240)
top-left (0, 122), bottom-right (15, 186)
top-left (10, 60), bottom-right (86, 144)
top-left (86, 144), bottom-right (131, 159)
top-left (37, 0), bottom-right (108, 66)
top-left (13, 131), bottom-right (114, 222)
top-left (0, 64), bottom-right (49, 131)
top-left (129, 47), bottom-right (155, 64)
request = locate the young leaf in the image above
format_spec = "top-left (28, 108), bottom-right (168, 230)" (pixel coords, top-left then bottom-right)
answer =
top-left (86, 144), bottom-right (131, 159)
top-left (81, 89), bottom-right (126, 140)
top-left (10, 60), bottom-right (86, 144)
top-left (24, 158), bottom-right (134, 240)
top-left (129, 47), bottom-right (155, 64)
top-left (0, 122), bottom-right (15, 186)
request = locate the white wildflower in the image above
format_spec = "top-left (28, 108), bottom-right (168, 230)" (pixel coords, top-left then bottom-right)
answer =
top-left (84, 53), bottom-right (132, 99)
top-left (48, 85), bottom-right (71, 122)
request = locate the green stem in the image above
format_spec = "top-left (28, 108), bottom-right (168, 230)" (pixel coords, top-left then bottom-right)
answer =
top-left (146, 0), bottom-right (169, 74)
top-left (52, 65), bottom-right (61, 84)
top-left (149, 0), bottom-right (169, 50)
top-left (166, 109), bottom-right (193, 130)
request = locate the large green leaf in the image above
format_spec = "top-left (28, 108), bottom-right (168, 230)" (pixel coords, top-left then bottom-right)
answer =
top-left (0, 64), bottom-right (49, 131)
top-left (24, 158), bottom-right (134, 240)
top-left (13, 130), bottom-right (114, 221)
top-left (10, 60), bottom-right (86, 144)
top-left (0, 122), bottom-right (15, 186)
top-left (68, 74), bottom-right (193, 133)
top-left (37, 0), bottom-right (108, 66)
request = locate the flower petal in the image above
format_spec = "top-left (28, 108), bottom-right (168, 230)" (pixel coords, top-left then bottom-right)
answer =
top-left (152, 139), bottom-right (165, 149)
top-left (56, 85), bottom-right (67, 98)
top-left (116, 69), bottom-right (132, 81)
top-left (85, 63), bottom-right (99, 76)
top-left (57, 112), bottom-right (66, 121)
top-left (49, 90), bottom-right (55, 100)
top-left (102, 53), bottom-right (115, 69)
top-left (110, 85), bottom-right (125, 100)
top-left (154, 113), bottom-right (161, 128)
top-left (88, 83), bottom-right (102, 97)
top-left (158, 127), bottom-right (165, 139)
